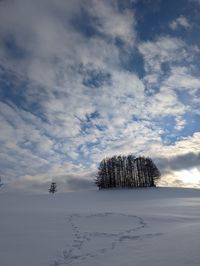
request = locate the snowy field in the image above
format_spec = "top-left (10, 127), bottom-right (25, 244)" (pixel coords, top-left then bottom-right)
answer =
top-left (1, 187), bottom-right (200, 266)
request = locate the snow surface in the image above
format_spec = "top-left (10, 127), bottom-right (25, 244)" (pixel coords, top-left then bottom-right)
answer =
top-left (1, 187), bottom-right (200, 266)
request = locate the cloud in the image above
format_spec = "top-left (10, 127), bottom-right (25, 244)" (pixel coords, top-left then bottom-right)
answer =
top-left (0, 0), bottom-right (141, 187)
top-left (86, 0), bottom-right (136, 48)
top-left (8, 173), bottom-right (95, 193)
top-left (67, 176), bottom-right (95, 191)
top-left (157, 152), bottom-right (200, 173)
top-left (138, 36), bottom-right (197, 81)
top-left (0, 0), bottom-right (199, 192)
top-left (138, 35), bottom-right (200, 131)
top-left (148, 132), bottom-right (200, 158)
top-left (151, 134), bottom-right (200, 187)
top-left (191, 0), bottom-right (200, 5)
top-left (164, 66), bottom-right (200, 94)
top-left (169, 16), bottom-right (191, 30)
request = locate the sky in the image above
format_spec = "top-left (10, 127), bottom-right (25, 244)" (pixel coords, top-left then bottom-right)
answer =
top-left (0, 0), bottom-right (200, 192)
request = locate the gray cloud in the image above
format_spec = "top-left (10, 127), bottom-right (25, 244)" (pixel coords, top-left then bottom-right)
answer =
top-left (67, 177), bottom-right (95, 191)
top-left (170, 16), bottom-right (191, 30)
top-left (157, 152), bottom-right (200, 174)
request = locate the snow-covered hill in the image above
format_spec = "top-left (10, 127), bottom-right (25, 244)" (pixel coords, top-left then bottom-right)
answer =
top-left (1, 187), bottom-right (200, 266)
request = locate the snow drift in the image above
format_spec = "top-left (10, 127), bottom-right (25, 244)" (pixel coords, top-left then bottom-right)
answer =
top-left (0, 187), bottom-right (200, 266)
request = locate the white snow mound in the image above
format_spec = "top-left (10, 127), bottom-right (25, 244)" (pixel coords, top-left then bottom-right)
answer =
top-left (1, 187), bottom-right (200, 266)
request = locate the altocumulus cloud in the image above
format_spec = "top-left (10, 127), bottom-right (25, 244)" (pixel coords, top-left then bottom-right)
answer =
top-left (0, 0), bottom-right (200, 192)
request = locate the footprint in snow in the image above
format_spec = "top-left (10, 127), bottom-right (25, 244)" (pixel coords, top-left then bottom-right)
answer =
top-left (51, 212), bottom-right (162, 265)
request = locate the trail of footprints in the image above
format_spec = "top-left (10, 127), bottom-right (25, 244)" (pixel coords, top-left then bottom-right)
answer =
top-left (51, 213), bottom-right (162, 265)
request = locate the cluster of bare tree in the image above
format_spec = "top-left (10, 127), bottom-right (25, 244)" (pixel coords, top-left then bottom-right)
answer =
top-left (95, 155), bottom-right (161, 189)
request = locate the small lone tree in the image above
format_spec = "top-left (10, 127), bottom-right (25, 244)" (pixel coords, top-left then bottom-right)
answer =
top-left (0, 176), bottom-right (3, 188)
top-left (49, 182), bottom-right (57, 194)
